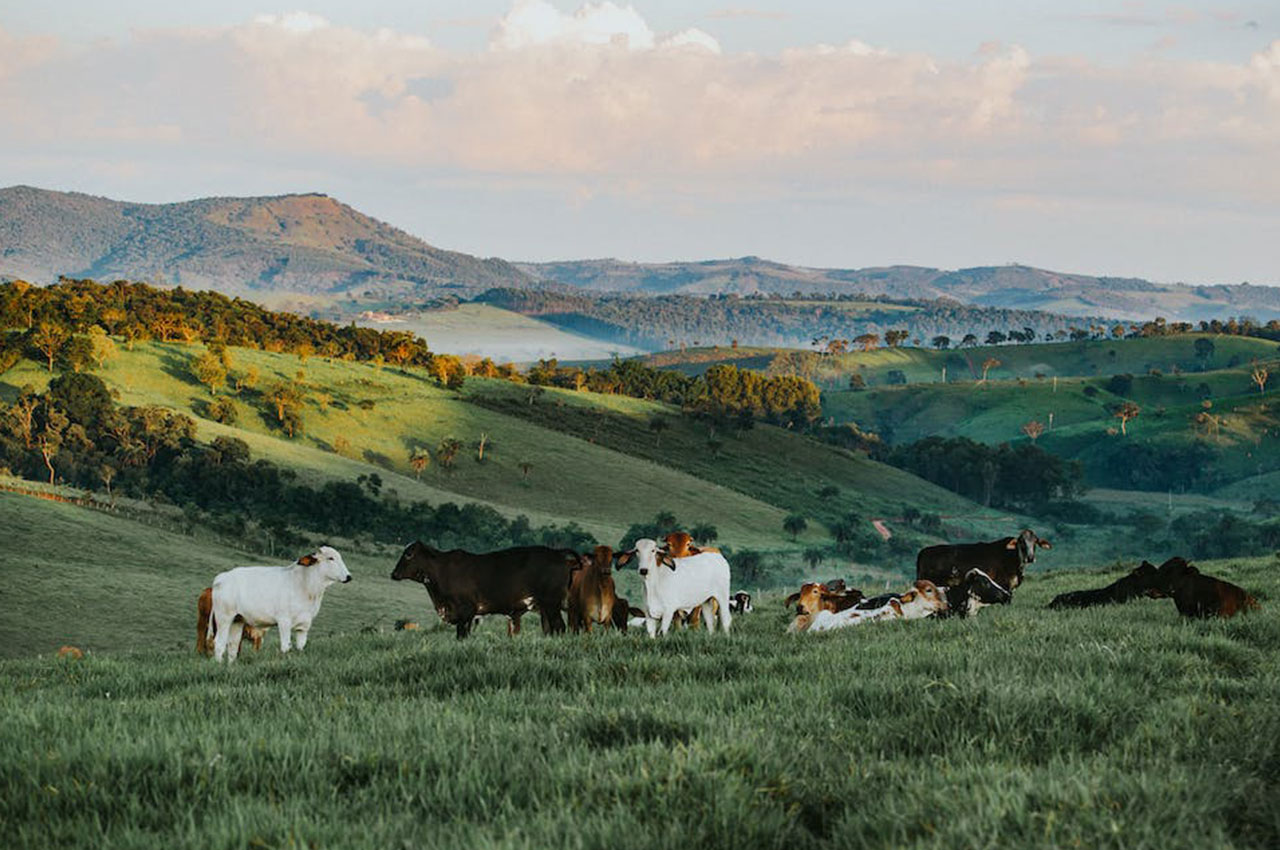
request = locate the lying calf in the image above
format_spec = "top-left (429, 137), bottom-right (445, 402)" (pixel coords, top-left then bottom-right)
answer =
top-left (728, 591), bottom-right (753, 615)
top-left (803, 580), bottom-right (948, 633)
top-left (937, 569), bottom-right (1011, 618)
top-left (1048, 561), bottom-right (1160, 610)
top-left (785, 582), bottom-right (865, 632)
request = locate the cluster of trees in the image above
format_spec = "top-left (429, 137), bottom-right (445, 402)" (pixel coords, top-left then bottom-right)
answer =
top-left (478, 288), bottom-right (1102, 351)
top-left (887, 436), bottom-right (1084, 509)
top-left (0, 279), bottom-right (433, 368)
top-left (1169, 510), bottom-right (1280, 559)
top-left (0, 373), bottom-right (596, 553)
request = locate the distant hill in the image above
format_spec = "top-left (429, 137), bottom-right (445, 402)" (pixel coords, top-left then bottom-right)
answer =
top-left (519, 257), bottom-right (1280, 323)
top-left (0, 185), bottom-right (530, 295)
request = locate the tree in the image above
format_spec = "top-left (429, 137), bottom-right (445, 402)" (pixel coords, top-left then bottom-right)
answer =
top-left (853, 333), bottom-right (880, 352)
top-left (192, 351), bottom-right (228, 395)
top-left (264, 381), bottom-right (305, 437)
top-left (518, 460), bottom-right (534, 481)
top-left (690, 523), bottom-right (718, 544)
top-left (99, 463), bottom-right (117, 498)
top-left (1021, 420), bottom-right (1045, 443)
top-left (235, 366), bottom-right (260, 392)
top-left (1194, 337), bottom-right (1215, 363)
top-left (648, 416), bottom-right (670, 446)
top-left (436, 436), bottom-right (462, 472)
top-left (848, 373), bottom-right (866, 391)
top-left (960, 333), bottom-right (978, 348)
top-left (980, 357), bottom-right (1001, 383)
top-left (87, 326), bottom-right (117, 369)
top-left (409, 447), bottom-right (431, 479)
top-left (475, 432), bottom-right (491, 462)
top-left (986, 330), bottom-right (1007, 345)
top-left (28, 321), bottom-right (68, 372)
top-left (1112, 401), bottom-right (1141, 436)
top-left (36, 407), bottom-right (69, 484)
top-left (884, 329), bottom-right (909, 348)
top-left (803, 548), bottom-right (824, 569)
top-left (206, 396), bottom-right (238, 424)
top-left (783, 513), bottom-right (808, 541)
top-left (931, 335), bottom-right (951, 350)
top-left (1251, 366), bottom-right (1269, 394)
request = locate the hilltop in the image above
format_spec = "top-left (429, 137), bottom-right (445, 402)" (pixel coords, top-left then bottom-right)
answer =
top-left (0, 185), bottom-right (529, 295)
top-left (521, 257), bottom-right (1280, 323)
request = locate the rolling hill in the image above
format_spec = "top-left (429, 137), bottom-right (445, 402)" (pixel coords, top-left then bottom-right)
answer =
top-left (521, 257), bottom-right (1280, 323)
top-left (0, 185), bottom-right (530, 296)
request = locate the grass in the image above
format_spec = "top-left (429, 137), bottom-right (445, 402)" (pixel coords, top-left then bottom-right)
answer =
top-left (2, 537), bottom-right (1276, 849)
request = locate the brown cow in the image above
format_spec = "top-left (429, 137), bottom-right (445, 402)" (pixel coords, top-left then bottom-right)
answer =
top-left (567, 545), bottom-right (625, 633)
top-left (661, 531), bottom-right (720, 559)
top-left (784, 581), bottom-right (865, 632)
top-left (1150, 557), bottom-right (1260, 619)
top-left (195, 587), bottom-right (268, 656)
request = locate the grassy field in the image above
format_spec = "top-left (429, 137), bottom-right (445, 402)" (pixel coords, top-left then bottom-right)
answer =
top-left (2, 529), bottom-right (1275, 849)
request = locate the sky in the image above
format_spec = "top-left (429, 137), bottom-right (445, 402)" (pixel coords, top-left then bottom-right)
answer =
top-left (0, 1), bottom-right (1277, 285)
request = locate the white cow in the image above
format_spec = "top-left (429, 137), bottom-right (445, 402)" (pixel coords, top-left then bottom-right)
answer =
top-left (807, 580), bottom-right (948, 633)
top-left (620, 538), bottom-right (731, 637)
top-left (210, 546), bottom-right (352, 662)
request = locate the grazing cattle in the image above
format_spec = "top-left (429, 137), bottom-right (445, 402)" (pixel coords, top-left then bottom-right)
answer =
top-left (210, 546), bottom-right (352, 662)
top-left (1048, 561), bottom-right (1161, 610)
top-left (937, 569), bottom-right (1012, 619)
top-left (391, 543), bottom-right (581, 639)
top-left (729, 592), bottom-right (754, 615)
top-left (1150, 557), bottom-right (1260, 619)
top-left (916, 528), bottom-right (1051, 590)
top-left (196, 586), bottom-right (268, 656)
top-left (567, 546), bottom-right (624, 633)
top-left (805, 580), bottom-right (948, 632)
top-left (617, 538), bottom-right (731, 636)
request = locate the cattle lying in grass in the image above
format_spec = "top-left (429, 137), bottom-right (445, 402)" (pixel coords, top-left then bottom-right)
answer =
top-left (196, 586), bottom-right (268, 656)
top-left (567, 546), bottom-right (625, 633)
top-left (916, 528), bottom-right (1050, 591)
top-left (729, 592), bottom-right (753, 615)
top-left (1150, 557), bottom-right (1260, 619)
top-left (391, 543), bottom-right (581, 639)
top-left (210, 546), bottom-right (352, 662)
top-left (785, 582), bottom-right (866, 632)
top-left (617, 538), bottom-right (731, 636)
top-left (1047, 561), bottom-right (1161, 610)
top-left (937, 569), bottom-right (1011, 618)
top-left (804, 580), bottom-right (948, 632)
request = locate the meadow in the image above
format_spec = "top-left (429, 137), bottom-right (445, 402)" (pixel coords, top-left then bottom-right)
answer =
top-left (1, 543), bottom-right (1275, 850)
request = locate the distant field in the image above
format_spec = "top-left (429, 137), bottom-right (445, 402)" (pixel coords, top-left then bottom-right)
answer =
top-left (358, 303), bottom-right (645, 363)
top-left (2, 539), bottom-right (1275, 848)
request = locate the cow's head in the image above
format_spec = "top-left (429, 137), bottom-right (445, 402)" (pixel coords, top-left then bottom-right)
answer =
top-left (1008, 529), bottom-right (1051, 566)
top-left (630, 538), bottom-right (674, 578)
top-left (898, 580), bottom-right (949, 619)
top-left (731, 592), bottom-right (754, 615)
top-left (1127, 561), bottom-right (1166, 597)
top-left (301, 545), bottom-right (352, 584)
top-left (823, 578), bottom-right (847, 593)
top-left (591, 545), bottom-right (615, 574)
top-left (1150, 556), bottom-right (1196, 597)
top-left (391, 541), bottom-right (434, 583)
top-left (663, 531), bottom-right (701, 559)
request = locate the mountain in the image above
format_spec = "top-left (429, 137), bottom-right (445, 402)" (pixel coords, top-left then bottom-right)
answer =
top-left (0, 185), bottom-right (531, 295)
top-left (518, 258), bottom-right (1280, 323)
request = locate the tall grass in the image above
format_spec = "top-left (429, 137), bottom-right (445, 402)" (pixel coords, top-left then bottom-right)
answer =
top-left (2, 557), bottom-right (1276, 849)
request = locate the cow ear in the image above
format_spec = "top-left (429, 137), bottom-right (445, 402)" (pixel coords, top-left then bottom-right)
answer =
top-left (1005, 539), bottom-right (1018, 550)
top-left (1037, 539), bottom-right (1052, 549)
top-left (615, 550), bottom-right (635, 567)
top-left (297, 553), bottom-right (319, 566)
top-left (784, 592), bottom-right (801, 607)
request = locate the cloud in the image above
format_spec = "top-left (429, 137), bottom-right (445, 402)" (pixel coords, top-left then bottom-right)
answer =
top-left (707, 8), bottom-right (789, 21)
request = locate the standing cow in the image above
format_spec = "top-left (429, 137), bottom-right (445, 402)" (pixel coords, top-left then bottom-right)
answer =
top-left (616, 538), bottom-right (731, 637)
top-left (209, 546), bottom-right (352, 663)
top-left (390, 543), bottom-right (581, 639)
top-left (916, 529), bottom-right (1051, 591)
top-left (567, 545), bottom-right (625, 633)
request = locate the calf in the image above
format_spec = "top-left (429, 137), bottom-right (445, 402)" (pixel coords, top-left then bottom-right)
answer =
top-left (567, 546), bottom-right (623, 633)
top-left (617, 538), bottom-right (731, 636)
top-left (785, 582), bottom-right (866, 632)
top-left (210, 546), bottom-right (352, 662)
top-left (391, 543), bottom-right (581, 639)
top-left (1150, 557), bottom-right (1260, 619)
top-left (937, 569), bottom-right (1011, 619)
top-left (1048, 562), bottom-right (1161, 610)
top-left (917, 528), bottom-right (1051, 591)
top-left (806, 580), bottom-right (948, 632)
top-left (196, 586), bottom-right (268, 656)
top-left (729, 592), bottom-right (753, 615)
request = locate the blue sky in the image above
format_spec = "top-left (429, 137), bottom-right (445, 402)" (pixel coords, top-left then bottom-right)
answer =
top-left (1, 1), bottom-right (1277, 284)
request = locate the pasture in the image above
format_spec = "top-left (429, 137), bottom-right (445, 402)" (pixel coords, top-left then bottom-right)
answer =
top-left (2, 534), bottom-right (1277, 848)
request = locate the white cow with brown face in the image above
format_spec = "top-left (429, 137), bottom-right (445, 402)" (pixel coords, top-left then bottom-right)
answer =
top-left (209, 546), bottom-right (352, 662)
top-left (806, 580), bottom-right (948, 632)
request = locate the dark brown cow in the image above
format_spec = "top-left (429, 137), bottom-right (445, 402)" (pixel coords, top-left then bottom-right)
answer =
top-left (1048, 561), bottom-right (1162, 610)
top-left (390, 543), bottom-right (582, 639)
top-left (195, 586), bottom-right (267, 656)
top-left (1150, 557), bottom-right (1260, 619)
top-left (567, 545), bottom-right (624, 633)
top-left (916, 529), bottom-right (1051, 591)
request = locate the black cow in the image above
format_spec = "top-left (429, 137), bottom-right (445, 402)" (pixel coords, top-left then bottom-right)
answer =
top-left (937, 569), bottom-right (1012, 618)
top-left (390, 542), bottom-right (581, 639)
top-left (1150, 557), bottom-right (1260, 619)
top-left (916, 528), bottom-right (1051, 591)
top-left (1048, 561), bottom-right (1161, 609)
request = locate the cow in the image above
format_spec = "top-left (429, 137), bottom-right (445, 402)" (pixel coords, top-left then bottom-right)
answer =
top-left (390, 542), bottom-right (581, 639)
top-left (916, 528), bottom-right (1051, 591)
top-left (1047, 561), bottom-right (1162, 610)
top-left (209, 546), bottom-right (352, 662)
top-left (662, 531), bottom-right (719, 558)
top-left (1149, 557), bottom-right (1260, 619)
top-left (616, 538), bottom-right (731, 637)
top-left (57, 646), bottom-right (84, 660)
top-left (805, 580), bottom-right (948, 632)
top-left (196, 586), bottom-right (268, 656)
top-left (785, 582), bottom-right (866, 632)
top-left (567, 545), bottom-right (624, 633)
top-left (729, 592), bottom-right (754, 615)
top-left (937, 569), bottom-right (1012, 618)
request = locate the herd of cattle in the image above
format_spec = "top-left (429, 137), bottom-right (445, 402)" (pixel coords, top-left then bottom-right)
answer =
top-left (194, 528), bottom-right (1261, 662)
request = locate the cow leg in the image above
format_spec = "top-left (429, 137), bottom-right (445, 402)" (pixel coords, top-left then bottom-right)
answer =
top-left (659, 611), bottom-right (675, 636)
top-left (212, 616), bottom-right (232, 663)
top-left (542, 608), bottom-right (566, 636)
top-left (293, 623), bottom-right (310, 651)
top-left (277, 619), bottom-right (293, 653)
top-left (718, 597), bottom-right (732, 633)
top-left (508, 614), bottom-right (523, 636)
top-left (226, 620), bottom-right (245, 662)
top-left (645, 616), bottom-right (659, 639)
